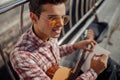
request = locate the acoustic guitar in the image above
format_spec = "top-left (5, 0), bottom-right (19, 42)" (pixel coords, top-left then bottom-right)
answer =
top-left (46, 30), bottom-right (90, 80)
top-left (46, 48), bottom-right (90, 80)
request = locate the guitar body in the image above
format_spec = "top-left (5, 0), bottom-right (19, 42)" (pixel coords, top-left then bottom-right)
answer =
top-left (52, 67), bottom-right (71, 80)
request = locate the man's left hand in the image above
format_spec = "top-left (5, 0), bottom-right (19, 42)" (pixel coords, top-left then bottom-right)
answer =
top-left (73, 39), bottom-right (97, 52)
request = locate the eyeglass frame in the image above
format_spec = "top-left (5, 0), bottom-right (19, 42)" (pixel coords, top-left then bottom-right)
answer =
top-left (40, 14), bottom-right (70, 26)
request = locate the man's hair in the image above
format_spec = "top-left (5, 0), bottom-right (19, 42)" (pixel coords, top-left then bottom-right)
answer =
top-left (29, 0), bottom-right (66, 18)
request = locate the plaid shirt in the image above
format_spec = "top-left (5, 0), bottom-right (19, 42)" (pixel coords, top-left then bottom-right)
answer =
top-left (10, 26), bottom-right (97, 80)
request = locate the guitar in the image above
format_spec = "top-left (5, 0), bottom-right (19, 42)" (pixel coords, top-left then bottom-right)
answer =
top-left (46, 30), bottom-right (90, 80)
top-left (46, 47), bottom-right (91, 80)
top-left (51, 66), bottom-right (71, 80)
top-left (46, 50), bottom-right (89, 80)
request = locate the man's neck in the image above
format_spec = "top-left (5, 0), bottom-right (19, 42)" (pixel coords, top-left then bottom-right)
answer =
top-left (33, 25), bottom-right (49, 42)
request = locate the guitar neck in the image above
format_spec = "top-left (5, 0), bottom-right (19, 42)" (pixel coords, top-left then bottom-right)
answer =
top-left (67, 51), bottom-right (87, 80)
top-left (68, 45), bottom-right (91, 80)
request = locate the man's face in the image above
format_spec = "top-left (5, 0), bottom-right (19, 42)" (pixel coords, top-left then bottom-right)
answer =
top-left (35, 3), bottom-right (67, 40)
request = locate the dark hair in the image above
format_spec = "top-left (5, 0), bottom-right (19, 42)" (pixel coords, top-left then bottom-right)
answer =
top-left (29, 0), bottom-right (66, 18)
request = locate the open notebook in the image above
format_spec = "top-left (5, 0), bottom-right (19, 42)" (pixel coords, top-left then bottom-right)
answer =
top-left (81, 44), bottom-right (110, 72)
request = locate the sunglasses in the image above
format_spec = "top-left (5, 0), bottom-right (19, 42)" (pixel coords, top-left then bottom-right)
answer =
top-left (40, 15), bottom-right (70, 27)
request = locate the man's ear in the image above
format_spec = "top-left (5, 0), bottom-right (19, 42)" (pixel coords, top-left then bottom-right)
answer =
top-left (30, 12), bottom-right (38, 24)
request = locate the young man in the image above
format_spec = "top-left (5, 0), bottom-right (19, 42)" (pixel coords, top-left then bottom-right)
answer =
top-left (10, 0), bottom-right (110, 80)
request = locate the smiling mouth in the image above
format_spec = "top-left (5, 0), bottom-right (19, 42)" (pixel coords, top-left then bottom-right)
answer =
top-left (52, 29), bottom-right (61, 34)
top-left (52, 28), bottom-right (61, 34)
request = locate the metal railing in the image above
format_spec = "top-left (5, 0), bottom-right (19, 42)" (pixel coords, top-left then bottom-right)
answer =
top-left (59, 0), bottom-right (104, 45)
top-left (59, 0), bottom-right (104, 66)
top-left (0, 0), bottom-right (29, 80)
top-left (0, 0), bottom-right (104, 79)
top-left (0, 0), bottom-right (28, 14)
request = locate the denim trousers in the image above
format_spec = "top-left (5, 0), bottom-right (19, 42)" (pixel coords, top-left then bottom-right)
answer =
top-left (97, 58), bottom-right (120, 80)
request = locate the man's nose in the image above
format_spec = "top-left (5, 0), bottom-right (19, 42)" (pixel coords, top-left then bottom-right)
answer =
top-left (56, 18), bottom-right (64, 27)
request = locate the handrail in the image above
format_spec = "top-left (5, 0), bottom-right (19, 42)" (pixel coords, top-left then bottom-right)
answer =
top-left (69, 0), bottom-right (73, 28)
top-left (81, 0), bottom-right (84, 17)
top-left (58, 0), bottom-right (103, 45)
top-left (75, 0), bottom-right (79, 22)
top-left (69, 15), bottom-right (95, 44)
top-left (85, 0), bottom-right (89, 13)
top-left (0, 0), bottom-right (29, 80)
top-left (0, 0), bottom-right (28, 14)
top-left (20, 4), bottom-right (24, 34)
top-left (0, 44), bottom-right (15, 80)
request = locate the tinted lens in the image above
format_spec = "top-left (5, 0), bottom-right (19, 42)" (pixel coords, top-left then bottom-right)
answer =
top-left (49, 15), bottom-right (70, 27)
top-left (63, 16), bottom-right (70, 25)
top-left (49, 18), bottom-right (57, 27)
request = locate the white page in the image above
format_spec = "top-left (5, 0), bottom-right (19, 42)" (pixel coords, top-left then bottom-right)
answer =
top-left (81, 44), bottom-right (110, 72)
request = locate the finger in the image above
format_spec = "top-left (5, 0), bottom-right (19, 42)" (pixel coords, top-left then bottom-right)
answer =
top-left (92, 54), bottom-right (104, 61)
top-left (100, 54), bottom-right (108, 61)
top-left (90, 42), bottom-right (95, 49)
top-left (81, 39), bottom-right (97, 51)
top-left (88, 29), bottom-right (94, 34)
top-left (94, 54), bottom-right (108, 62)
top-left (93, 54), bottom-right (103, 57)
top-left (87, 29), bottom-right (94, 37)
top-left (84, 47), bottom-right (93, 52)
top-left (91, 40), bottom-right (97, 45)
top-left (86, 40), bottom-right (96, 50)
top-left (91, 54), bottom-right (98, 61)
top-left (86, 39), bottom-right (97, 45)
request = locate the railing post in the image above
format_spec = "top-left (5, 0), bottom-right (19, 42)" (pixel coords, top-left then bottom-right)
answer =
top-left (69, 0), bottom-right (73, 28)
top-left (85, 0), bottom-right (89, 13)
top-left (81, 0), bottom-right (84, 17)
top-left (20, 4), bottom-right (24, 34)
top-left (0, 44), bottom-right (15, 80)
top-left (75, 0), bottom-right (80, 22)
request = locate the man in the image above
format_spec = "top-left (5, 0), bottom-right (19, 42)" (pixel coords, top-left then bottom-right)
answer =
top-left (10, 0), bottom-right (110, 80)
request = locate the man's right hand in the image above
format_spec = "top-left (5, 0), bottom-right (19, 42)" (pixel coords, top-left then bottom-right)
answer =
top-left (90, 53), bottom-right (108, 74)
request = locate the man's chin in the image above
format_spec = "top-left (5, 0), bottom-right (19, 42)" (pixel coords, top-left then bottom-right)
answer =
top-left (52, 34), bottom-right (60, 38)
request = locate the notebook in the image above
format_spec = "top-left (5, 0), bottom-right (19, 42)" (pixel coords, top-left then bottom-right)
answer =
top-left (81, 44), bottom-right (110, 72)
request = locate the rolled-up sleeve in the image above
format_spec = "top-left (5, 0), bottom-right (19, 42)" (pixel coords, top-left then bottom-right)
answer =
top-left (10, 51), bottom-right (51, 80)
top-left (59, 44), bottom-right (76, 57)
top-left (76, 69), bottom-right (97, 80)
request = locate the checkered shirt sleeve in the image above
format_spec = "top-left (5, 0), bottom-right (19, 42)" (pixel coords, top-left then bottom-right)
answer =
top-left (10, 51), bottom-right (51, 80)
top-left (76, 69), bottom-right (97, 80)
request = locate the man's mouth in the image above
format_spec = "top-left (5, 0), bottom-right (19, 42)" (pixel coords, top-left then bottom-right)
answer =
top-left (52, 28), bottom-right (61, 34)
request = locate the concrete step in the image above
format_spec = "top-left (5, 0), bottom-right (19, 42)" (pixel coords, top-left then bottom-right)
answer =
top-left (96, 0), bottom-right (120, 64)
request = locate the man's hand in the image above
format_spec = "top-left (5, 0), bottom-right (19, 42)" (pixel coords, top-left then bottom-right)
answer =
top-left (90, 53), bottom-right (108, 74)
top-left (73, 39), bottom-right (97, 52)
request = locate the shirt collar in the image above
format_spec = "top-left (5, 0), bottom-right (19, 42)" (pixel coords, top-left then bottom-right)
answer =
top-left (29, 25), bottom-right (53, 47)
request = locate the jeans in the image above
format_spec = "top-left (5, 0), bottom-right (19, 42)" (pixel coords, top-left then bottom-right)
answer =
top-left (97, 58), bottom-right (120, 80)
